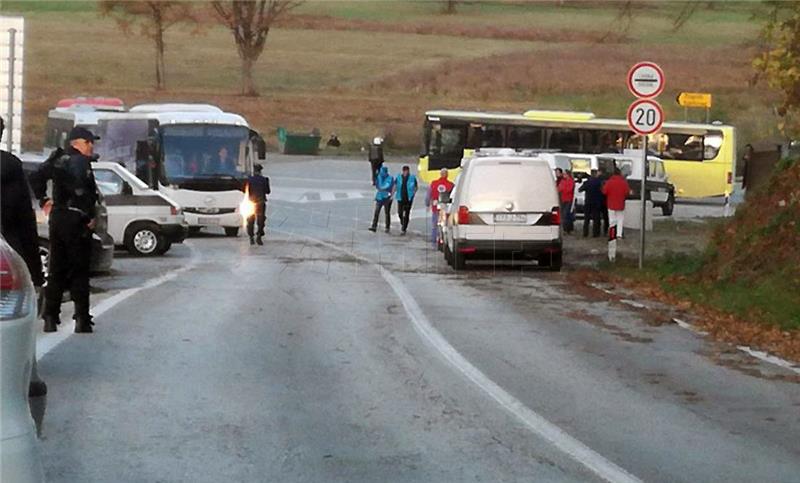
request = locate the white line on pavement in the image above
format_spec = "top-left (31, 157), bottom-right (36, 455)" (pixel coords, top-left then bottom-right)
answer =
top-left (275, 229), bottom-right (642, 483)
top-left (36, 243), bottom-right (201, 361)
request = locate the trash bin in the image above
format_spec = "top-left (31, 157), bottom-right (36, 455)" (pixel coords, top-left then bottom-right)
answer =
top-left (277, 127), bottom-right (321, 155)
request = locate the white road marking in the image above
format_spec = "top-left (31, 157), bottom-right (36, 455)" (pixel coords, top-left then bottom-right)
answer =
top-left (36, 243), bottom-right (200, 361)
top-left (276, 229), bottom-right (642, 483)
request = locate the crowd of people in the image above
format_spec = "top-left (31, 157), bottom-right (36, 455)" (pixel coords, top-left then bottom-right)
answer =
top-left (555, 166), bottom-right (631, 239)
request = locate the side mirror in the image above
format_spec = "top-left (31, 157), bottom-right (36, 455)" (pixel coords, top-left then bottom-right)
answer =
top-left (121, 182), bottom-right (133, 196)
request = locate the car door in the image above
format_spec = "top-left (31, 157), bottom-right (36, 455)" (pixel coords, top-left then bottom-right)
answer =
top-left (647, 160), bottom-right (670, 203)
top-left (93, 168), bottom-right (138, 245)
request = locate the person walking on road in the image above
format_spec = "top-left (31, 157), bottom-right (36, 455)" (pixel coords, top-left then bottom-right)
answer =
top-left (602, 167), bottom-right (630, 239)
top-left (369, 165), bottom-right (394, 233)
top-left (1, 116), bottom-right (48, 396)
top-left (579, 169), bottom-right (604, 238)
top-left (368, 137), bottom-right (384, 186)
top-left (29, 126), bottom-right (100, 334)
top-left (245, 163), bottom-right (270, 245)
top-left (425, 168), bottom-right (454, 246)
top-left (394, 165), bottom-right (418, 235)
top-left (555, 168), bottom-right (575, 234)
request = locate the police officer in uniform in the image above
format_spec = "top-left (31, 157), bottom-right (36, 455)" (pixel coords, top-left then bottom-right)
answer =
top-left (245, 163), bottom-right (270, 245)
top-left (29, 127), bottom-right (100, 333)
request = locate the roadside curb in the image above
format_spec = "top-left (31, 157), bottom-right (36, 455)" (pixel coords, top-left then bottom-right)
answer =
top-left (588, 282), bottom-right (800, 375)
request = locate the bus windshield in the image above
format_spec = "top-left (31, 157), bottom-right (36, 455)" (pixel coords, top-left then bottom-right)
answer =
top-left (161, 125), bottom-right (251, 182)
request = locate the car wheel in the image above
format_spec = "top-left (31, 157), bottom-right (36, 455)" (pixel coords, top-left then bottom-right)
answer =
top-left (452, 241), bottom-right (466, 270)
top-left (125, 222), bottom-right (163, 257)
top-left (661, 192), bottom-right (675, 216)
top-left (155, 241), bottom-right (172, 255)
top-left (224, 227), bottom-right (240, 237)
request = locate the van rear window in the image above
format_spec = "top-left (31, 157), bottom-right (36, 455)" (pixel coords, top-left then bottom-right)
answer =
top-left (464, 164), bottom-right (555, 212)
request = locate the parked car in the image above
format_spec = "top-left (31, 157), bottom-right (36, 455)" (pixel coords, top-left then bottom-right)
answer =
top-left (0, 238), bottom-right (45, 483)
top-left (443, 154), bottom-right (562, 270)
top-left (21, 160), bottom-right (115, 276)
top-left (92, 162), bottom-right (187, 256)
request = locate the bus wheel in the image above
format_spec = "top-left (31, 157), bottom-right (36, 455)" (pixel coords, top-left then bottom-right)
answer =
top-left (662, 193), bottom-right (675, 216)
top-left (224, 227), bottom-right (240, 237)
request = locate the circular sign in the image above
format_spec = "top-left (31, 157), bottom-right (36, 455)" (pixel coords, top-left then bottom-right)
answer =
top-left (627, 99), bottom-right (664, 136)
top-left (627, 62), bottom-right (665, 99)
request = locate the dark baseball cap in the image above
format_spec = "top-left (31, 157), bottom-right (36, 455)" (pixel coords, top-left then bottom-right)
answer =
top-left (67, 126), bottom-right (100, 142)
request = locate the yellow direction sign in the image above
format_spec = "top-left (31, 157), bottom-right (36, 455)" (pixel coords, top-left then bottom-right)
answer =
top-left (676, 92), bottom-right (712, 108)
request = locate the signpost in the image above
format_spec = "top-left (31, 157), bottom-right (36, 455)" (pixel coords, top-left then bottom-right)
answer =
top-left (676, 91), bottom-right (711, 122)
top-left (627, 62), bottom-right (665, 269)
top-left (1, 16), bottom-right (24, 154)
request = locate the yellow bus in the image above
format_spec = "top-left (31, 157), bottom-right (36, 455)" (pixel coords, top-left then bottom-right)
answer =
top-left (418, 109), bottom-right (736, 199)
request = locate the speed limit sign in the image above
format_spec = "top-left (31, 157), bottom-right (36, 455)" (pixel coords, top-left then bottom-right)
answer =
top-left (627, 99), bottom-right (664, 136)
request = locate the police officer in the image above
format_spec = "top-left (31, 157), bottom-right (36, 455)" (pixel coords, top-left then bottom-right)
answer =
top-left (368, 137), bottom-right (384, 186)
top-left (29, 127), bottom-right (100, 333)
top-left (246, 163), bottom-right (270, 245)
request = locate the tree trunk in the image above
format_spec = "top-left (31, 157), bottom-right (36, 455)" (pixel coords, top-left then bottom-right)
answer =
top-left (153, 8), bottom-right (166, 90)
top-left (241, 56), bottom-right (257, 97)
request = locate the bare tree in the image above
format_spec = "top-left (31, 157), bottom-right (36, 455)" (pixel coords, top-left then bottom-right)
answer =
top-left (442, 0), bottom-right (459, 14)
top-left (211, 0), bottom-right (302, 97)
top-left (99, 1), bottom-right (198, 90)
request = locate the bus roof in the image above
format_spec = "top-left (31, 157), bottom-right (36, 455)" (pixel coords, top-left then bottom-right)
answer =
top-left (149, 111), bottom-right (249, 127)
top-left (424, 109), bottom-right (733, 135)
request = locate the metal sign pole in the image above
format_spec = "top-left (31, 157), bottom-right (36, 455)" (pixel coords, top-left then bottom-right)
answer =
top-left (5, 28), bottom-right (17, 153)
top-left (639, 135), bottom-right (647, 269)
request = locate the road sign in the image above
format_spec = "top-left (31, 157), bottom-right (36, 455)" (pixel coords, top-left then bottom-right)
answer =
top-left (627, 99), bottom-right (664, 136)
top-left (627, 62), bottom-right (664, 99)
top-left (676, 92), bottom-right (711, 108)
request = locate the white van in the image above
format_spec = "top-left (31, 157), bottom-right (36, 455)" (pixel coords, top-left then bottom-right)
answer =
top-left (443, 155), bottom-right (562, 270)
top-left (92, 162), bottom-right (188, 256)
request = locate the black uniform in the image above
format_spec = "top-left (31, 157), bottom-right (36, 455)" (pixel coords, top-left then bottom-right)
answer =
top-left (1, 150), bottom-right (45, 287)
top-left (29, 147), bottom-right (98, 328)
top-left (368, 144), bottom-right (384, 186)
top-left (246, 173), bottom-right (270, 242)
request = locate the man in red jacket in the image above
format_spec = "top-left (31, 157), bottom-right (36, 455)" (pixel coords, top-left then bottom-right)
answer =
top-left (555, 168), bottom-right (575, 234)
top-left (426, 168), bottom-right (454, 246)
top-left (602, 168), bottom-right (630, 238)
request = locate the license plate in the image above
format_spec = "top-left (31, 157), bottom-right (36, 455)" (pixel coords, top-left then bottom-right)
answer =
top-left (494, 213), bottom-right (527, 223)
top-left (198, 217), bottom-right (220, 225)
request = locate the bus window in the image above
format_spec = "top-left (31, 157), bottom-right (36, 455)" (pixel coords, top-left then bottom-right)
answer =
top-left (547, 128), bottom-right (581, 152)
top-left (584, 130), bottom-right (624, 153)
top-left (429, 124), bottom-right (466, 158)
top-left (480, 125), bottom-right (505, 148)
top-left (656, 133), bottom-right (704, 161)
top-left (508, 126), bottom-right (544, 149)
top-left (703, 132), bottom-right (723, 160)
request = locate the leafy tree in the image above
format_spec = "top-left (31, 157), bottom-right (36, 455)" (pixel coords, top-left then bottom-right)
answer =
top-left (753, 1), bottom-right (800, 138)
top-left (99, 1), bottom-right (198, 90)
top-left (211, 0), bottom-right (302, 97)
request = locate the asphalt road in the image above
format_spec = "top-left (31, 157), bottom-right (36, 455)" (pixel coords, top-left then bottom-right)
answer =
top-left (34, 156), bottom-right (798, 483)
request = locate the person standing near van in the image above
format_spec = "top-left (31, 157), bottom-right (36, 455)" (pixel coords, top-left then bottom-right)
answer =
top-left (246, 163), bottom-right (270, 245)
top-left (579, 169), bottom-right (604, 237)
top-left (29, 127), bottom-right (100, 334)
top-left (602, 167), bottom-right (630, 239)
top-left (369, 165), bottom-right (394, 233)
top-left (555, 168), bottom-right (575, 234)
top-left (394, 165), bottom-right (418, 235)
top-left (426, 168), bottom-right (454, 246)
top-left (1, 116), bottom-right (48, 396)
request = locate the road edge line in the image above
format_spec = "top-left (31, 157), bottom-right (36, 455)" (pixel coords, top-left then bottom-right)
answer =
top-left (276, 230), bottom-right (642, 483)
top-left (36, 242), bottom-right (200, 361)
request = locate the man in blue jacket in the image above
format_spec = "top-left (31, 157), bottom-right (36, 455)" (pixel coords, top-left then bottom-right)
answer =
top-left (246, 163), bottom-right (270, 245)
top-left (394, 165), bottom-right (417, 235)
top-left (369, 165), bottom-right (394, 233)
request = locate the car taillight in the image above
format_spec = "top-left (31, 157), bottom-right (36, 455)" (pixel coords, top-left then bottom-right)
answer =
top-left (727, 172), bottom-right (732, 184)
top-left (457, 205), bottom-right (470, 224)
top-left (550, 206), bottom-right (561, 226)
top-left (0, 242), bottom-right (34, 320)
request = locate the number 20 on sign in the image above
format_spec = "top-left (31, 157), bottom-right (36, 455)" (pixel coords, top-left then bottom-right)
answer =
top-left (627, 98), bottom-right (664, 136)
